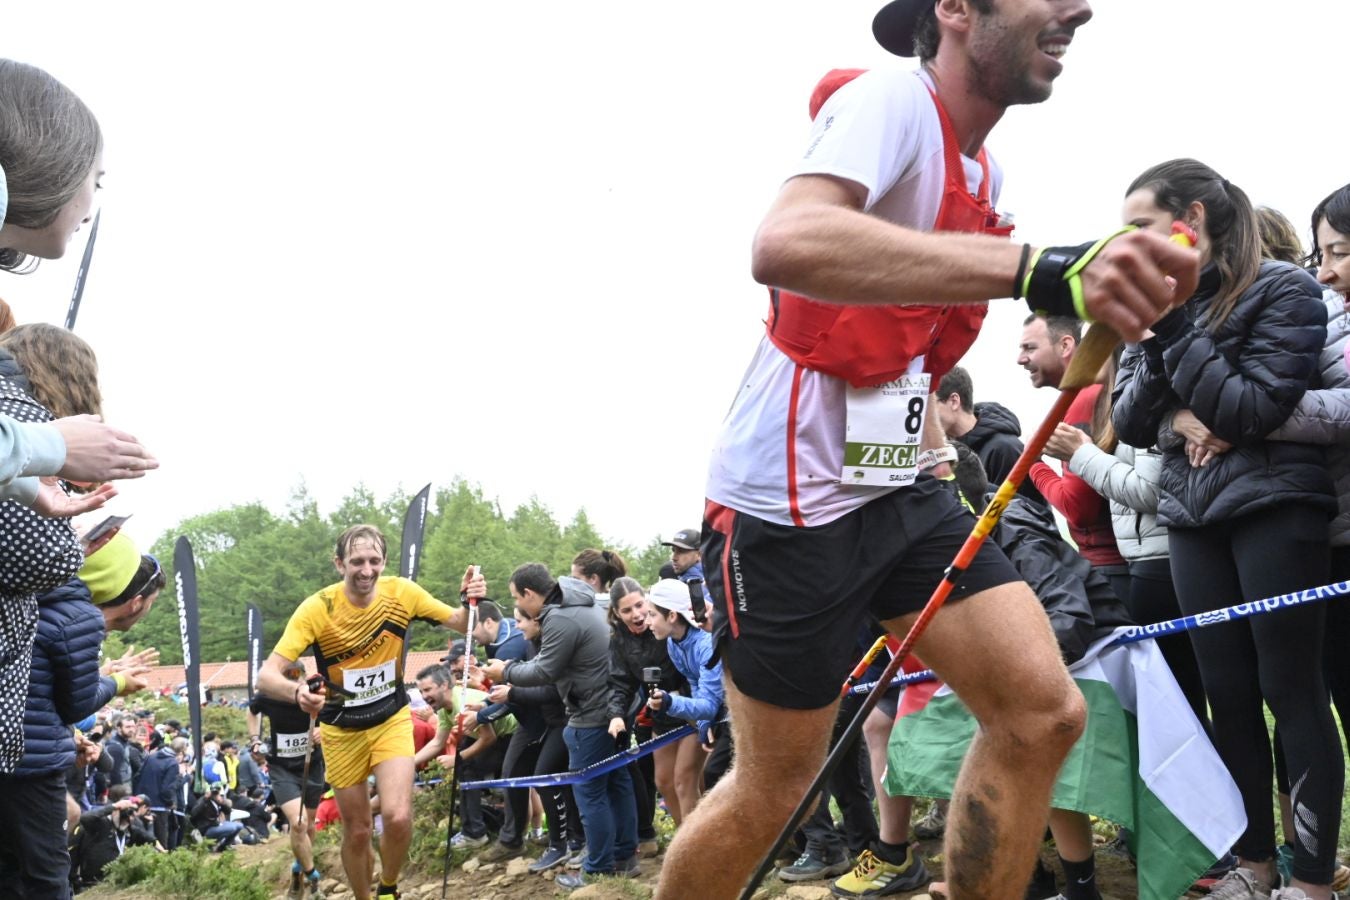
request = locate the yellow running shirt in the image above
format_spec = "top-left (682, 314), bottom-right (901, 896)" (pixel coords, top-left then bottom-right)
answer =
top-left (274, 576), bottom-right (455, 729)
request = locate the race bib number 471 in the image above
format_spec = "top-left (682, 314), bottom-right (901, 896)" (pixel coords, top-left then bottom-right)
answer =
top-left (343, 660), bottom-right (396, 707)
top-left (842, 368), bottom-right (930, 487)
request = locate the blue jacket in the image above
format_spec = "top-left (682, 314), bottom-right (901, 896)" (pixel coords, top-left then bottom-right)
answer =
top-left (15, 578), bottom-right (115, 777)
top-left (135, 747), bottom-right (181, 810)
top-left (486, 618), bottom-right (527, 662)
top-left (663, 625), bottom-right (724, 726)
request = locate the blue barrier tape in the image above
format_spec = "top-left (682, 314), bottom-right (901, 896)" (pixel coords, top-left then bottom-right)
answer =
top-left (415, 724), bottom-right (697, 791)
top-left (847, 579), bottom-right (1350, 697)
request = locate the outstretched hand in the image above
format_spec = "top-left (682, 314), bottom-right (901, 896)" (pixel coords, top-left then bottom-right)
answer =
top-left (33, 479), bottom-right (116, 518)
top-left (51, 415), bottom-right (158, 482)
top-left (1077, 229), bottom-right (1200, 342)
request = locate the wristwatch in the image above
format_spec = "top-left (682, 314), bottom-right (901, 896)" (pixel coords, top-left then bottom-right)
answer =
top-left (916, 444), bottom-right (959, 472)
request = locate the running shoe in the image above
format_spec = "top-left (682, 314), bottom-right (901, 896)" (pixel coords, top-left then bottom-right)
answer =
top-left (528, 845), bottom-right (571, 873)
top-left (477, 841), bottom-right (523, 863)
top-left (1205, 867), bottom-right (1275, 900)
top-left (831, 847), bottom-right (930, 897)
top-left (449, 831), bottom-right (489, 848)
top-left (913, 802), bottom-right (947, 840)
top-left (779, 852), bottom-right (850, 882)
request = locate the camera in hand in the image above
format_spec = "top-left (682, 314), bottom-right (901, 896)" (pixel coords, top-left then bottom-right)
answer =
top-left (642, 666), bottom-right (662, 694)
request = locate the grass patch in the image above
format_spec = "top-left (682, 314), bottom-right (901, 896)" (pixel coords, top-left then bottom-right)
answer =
top-left (104, 844), bottom-right (273, 900)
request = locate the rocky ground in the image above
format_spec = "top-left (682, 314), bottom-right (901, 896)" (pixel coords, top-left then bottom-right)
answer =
top-left (83, 832), bottom-right (1162, 899)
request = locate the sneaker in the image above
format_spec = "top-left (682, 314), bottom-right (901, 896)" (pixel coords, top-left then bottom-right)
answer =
top-left (528, 845), bottom-right (572, 873)
top-left (566, 845), bottom-right (586, 870)
top-left (913, 802), bottom-right (947, 840)
top-left (1335, 861), bottom-right (1350, 893)
top-left (779, 852), bottom-right (851, 883)
top-left (374, 886), bottom-right (399, 900)
top-left (617, 853), bottom-right (641, 877)
top-left (478, 841), bottom-right (523, 863)
top-left (831, 847), bottom-right (930, 897)
top-left (449, 831), bottom-right (489, 848)
top-left (1206, 867), bottom-right (1274, 900)
top-left (308, 874), bottom-right (326, 900)
top-left (637, 839), bottom-right (660, 858)
top-left (527, 826), bottom-right (549, 847)
top-left (287, 869), bottom-right (303, 900)
top-left (554, 872), bottom-right (589, 891)
top-left (1025, 857), bottom-right (1059, 900)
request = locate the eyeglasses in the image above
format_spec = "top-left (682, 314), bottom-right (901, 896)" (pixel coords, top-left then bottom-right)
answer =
top-left (107, 555), bottom-right (161, 608)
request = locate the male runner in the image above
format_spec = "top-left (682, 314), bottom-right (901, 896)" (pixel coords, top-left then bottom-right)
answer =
top-left (658, 2), bottom-right (1200, 899)
top-left (249, 660), bottom-right (328, 900)
top-left (258, 524), bottom-right (482, 900)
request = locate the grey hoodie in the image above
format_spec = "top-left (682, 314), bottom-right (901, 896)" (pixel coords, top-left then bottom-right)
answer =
top-left (502, 576), bottom-right (611, 728)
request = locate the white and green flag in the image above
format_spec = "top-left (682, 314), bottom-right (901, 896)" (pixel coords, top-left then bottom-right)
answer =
top-left (886, 632), bottom-right (1245, 900)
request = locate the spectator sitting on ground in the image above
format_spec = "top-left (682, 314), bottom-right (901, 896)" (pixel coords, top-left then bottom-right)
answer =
top-left (191, 782), bottom-right (246, 852)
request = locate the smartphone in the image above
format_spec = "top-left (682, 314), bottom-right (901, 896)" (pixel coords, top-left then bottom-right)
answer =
top-left (686, 578), bottom-right (707, 625)
top-left (82, 513), bottom-right (131, 547)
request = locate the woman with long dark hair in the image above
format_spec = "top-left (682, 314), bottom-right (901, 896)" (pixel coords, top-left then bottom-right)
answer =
top-left (1113, 159), bottom-right (1340, 900)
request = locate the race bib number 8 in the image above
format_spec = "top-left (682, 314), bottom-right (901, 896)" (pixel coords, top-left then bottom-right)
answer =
top-left (275, 731), bottom-right (309, 759)
top-left (343, 660), bottom-right (396, 707)
top-left (842, 360), bottom-right (930, 488)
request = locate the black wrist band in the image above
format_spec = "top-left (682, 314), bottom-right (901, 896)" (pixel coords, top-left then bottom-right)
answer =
top-left (1011, 243), bottom-right (1032, 301)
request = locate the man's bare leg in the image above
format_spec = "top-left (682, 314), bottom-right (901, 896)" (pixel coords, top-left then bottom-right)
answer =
top-left (655, 674), bottom-right (838, 899)
top-left (372, 756), bottom-right (414, 887)
top-left (885, 581), bottom-right (1086, 900)
top-left (333, 783), bottom-right (376, 900)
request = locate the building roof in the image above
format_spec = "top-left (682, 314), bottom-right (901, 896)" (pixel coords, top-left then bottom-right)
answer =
top-left (139, 650), bottom-right (451, 695)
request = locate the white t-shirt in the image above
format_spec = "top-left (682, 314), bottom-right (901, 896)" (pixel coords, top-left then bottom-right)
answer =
top-left (705, 68), bottom-right (1003, 528)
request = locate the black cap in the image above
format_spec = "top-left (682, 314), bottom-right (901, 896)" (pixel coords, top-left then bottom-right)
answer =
top-left (872, 0), bottom-right (933, 57)
top-left (661, 528), bottom-right (700, 551)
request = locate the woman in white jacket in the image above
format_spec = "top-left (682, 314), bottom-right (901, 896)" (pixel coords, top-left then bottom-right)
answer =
top-left (1044, 349), bottom-right (1208, 724)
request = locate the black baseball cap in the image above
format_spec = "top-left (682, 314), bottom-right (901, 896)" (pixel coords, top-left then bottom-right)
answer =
top-left (872, 0), bottom-right (934, 57)
top-left (661, 528), bottom-right (700, 551)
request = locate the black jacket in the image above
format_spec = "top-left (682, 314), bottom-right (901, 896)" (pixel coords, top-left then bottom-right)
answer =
top-left (72, 804), bottom-right (157, 885)
top-left (606, 623), bottom-right (686, 724)
top-left (987, 491), bottom-right (1132, 665)
top-left (962, 402), bottom-right (1046, 507)
top-left (1113, 262), bottom-right (1334, 528)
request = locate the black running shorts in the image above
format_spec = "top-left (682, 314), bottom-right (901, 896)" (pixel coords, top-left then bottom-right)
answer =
top-left (269, 758), bottom-right (326, 810)
top-left (703, 475), bottom-right (1020, 710)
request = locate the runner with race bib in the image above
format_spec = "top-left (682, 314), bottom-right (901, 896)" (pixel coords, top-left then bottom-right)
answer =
top-left (256, 524), bottom-right (484, 900)
top-left (247, 659), bottom-right (328, 900)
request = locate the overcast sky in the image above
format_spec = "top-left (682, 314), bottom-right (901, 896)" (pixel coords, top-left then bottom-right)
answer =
top-left (2, 2), bottom-right (1346, 558)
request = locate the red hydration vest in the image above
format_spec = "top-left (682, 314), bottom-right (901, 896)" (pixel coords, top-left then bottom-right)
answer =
top-left (765, 69), bottom-right (1015, 388)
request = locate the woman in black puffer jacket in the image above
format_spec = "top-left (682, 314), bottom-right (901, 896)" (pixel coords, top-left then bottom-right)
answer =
top-left (1113, 159), bottom-right (1339, 899)
top-left (605, 577), bottom-right (690, 846)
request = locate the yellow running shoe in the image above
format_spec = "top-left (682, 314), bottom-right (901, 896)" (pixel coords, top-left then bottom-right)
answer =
top-left (832, 847), bottom-right (930, 897)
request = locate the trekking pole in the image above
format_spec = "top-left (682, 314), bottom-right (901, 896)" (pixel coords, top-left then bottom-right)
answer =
top-left (737, 225), bottom-right (1196, 900)
top-left (442, 567), bottom-right (481, 900)
top-left (296, 674), bottom-right (324, 831)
